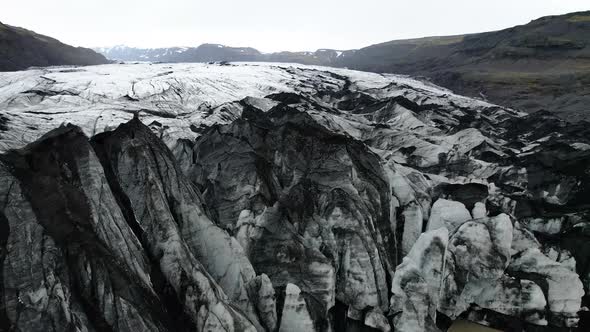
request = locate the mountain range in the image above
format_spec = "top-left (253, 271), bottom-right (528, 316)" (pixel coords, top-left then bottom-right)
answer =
top-left (95, 10), bottom-right (590, 121)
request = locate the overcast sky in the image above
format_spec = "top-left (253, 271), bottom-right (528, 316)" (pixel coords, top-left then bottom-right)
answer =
top-left (2, 0), bottom-right (589, 52)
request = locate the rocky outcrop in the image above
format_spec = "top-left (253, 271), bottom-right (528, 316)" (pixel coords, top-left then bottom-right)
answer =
top-left (0, 62), bottom-right (589, 331)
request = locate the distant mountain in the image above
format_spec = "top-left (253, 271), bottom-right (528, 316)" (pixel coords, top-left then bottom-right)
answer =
top-left (267, 49), bottom-right (353, 65)
top-left (0, 22), bottom-right (109, 72)
top-left (94, 44), bottom-right (351, 65)
top-left (95, 11), bottom-right (590, 121)
top-left (95, 44), bottom-right (262, 62)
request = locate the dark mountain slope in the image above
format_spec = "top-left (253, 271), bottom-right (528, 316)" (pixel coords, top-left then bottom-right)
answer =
top-left (333, 11), bottom-right (590, 121)
top-left (0, 22), bottom-right (109, 72)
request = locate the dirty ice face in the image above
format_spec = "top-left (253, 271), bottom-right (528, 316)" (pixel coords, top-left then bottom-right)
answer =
top-left (0, 61), bottom-right (588, 331)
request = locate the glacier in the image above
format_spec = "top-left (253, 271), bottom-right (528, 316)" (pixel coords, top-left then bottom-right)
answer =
top-left (0, 62), bottom-right (589, 331)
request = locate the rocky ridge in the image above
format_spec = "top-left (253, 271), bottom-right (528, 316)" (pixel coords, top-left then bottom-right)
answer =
top-left (0, 62), bottom-right (589, 331)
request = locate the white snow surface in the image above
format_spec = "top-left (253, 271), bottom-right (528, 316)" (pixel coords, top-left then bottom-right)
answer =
top-left (0, 62), bottom-right (515, 151)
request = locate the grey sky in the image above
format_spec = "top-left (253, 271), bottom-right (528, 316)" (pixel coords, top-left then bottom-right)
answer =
top-left (2, 0), bottom-right (589, 52)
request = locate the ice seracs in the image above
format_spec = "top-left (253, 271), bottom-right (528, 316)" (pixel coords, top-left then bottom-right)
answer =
top-left (278, 284), bottom-right (315, 332)
top-left (0, 61), bottom-right (588, 331)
